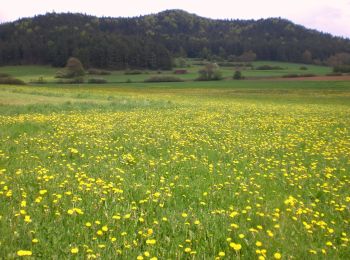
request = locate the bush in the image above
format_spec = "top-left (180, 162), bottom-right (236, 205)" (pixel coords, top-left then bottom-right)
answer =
top-left (30, 76), bottom-right (47, 84)
top-left (233, 70), bottom-right (243, 80)
top-left (326, 72), bottom-right (343, 76)
top-left (0, 77), bottom-right (26, 85)
top-left (333, 65), bottom-right (350, 73)
top-left (88, 69), bottom-right (111, 75)
top-left (88, 78), bottom-right (107, 84)
top-left (56, 57), bottom-right (85, 78)
top-left (255, 65), bottom-right (284, 70)
top-left (197, 63), bottom-right (223, 81)
top-left (299, 66), bottom-right (308, 70)
top-left (57, 77), bottom-right (84, 84)
top-left (282, 74), bottom-right (299, 78)
top-left (0, 73), bottom-right (10, 78)
top-left (218, 62), bottom-right (252, 67)
top-left (124, 70), bottom-right (143, 75)
top-left (144, 76), bottom-right (184, 83)
top-left (300, 73), bottom-right (316, 77)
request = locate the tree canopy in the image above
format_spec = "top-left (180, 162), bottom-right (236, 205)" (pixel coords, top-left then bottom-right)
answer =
top-left (0, 10), bottom-right (349, 69)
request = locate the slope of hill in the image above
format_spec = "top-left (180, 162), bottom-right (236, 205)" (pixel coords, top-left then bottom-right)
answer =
top-left (0, 9), bottom-right (350, 69)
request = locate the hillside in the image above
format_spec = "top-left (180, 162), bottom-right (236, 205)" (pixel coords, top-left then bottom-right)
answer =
top-left (1, 9), bottom-right (350, 69)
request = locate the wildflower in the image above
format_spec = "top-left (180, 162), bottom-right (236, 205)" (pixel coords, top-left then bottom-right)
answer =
top-left (17, 250), bottom-right (32, 256)
top-left (146, 239), bottom-right (156, 245)
top-left (71, 247), bottom-right (79, 254)
top-left (229, 242), bottom-right (242, 251)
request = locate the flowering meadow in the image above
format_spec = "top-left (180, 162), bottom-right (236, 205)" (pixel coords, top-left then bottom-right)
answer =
top-left (0, 83), bottom-right (349, 259)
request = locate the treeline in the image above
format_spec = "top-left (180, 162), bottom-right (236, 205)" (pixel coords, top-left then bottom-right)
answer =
top-left (0, 10), bottom-right (350, 69)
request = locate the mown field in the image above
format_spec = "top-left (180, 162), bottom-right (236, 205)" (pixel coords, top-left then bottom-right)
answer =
top-left (0, 77), bottom-right (350, 259)
top-left (0, 61), bottom-right (333, 84)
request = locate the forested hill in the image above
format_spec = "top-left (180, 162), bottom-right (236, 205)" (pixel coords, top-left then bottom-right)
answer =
top-left (1, 9), bottom-right (350, 69)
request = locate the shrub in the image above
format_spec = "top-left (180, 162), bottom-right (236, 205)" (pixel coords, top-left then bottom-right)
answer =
top-left (300, 73), bottom-right (316, 77)
top-left (56, 57), bottom-right (85, 78)
top-left (299, 66), bottom-right (308, 70)
top-left (233, 70), bottom-right (243, 80)
top-left (197, 63), bottom-right (223, 81)
top-left (0, 77), bottom-right (26, 85)
top-left (144, 76), bottom-right (184, 82)
top-left (333, 65), bottom-right (350, 73)
top-left (57, 77), bottom-right (84, 84)
top-left (30, 76), bottom-right (47, 84)
top-left (88, 78), bottom-right (107, 84)
top-left (255, 65), bottom-right (284, 70)
top-left (326, 72), bottom-right (343, 76)
top-left (88, 69), bottom-right (111, 75)
top-left (282, 74), bottom-right (299, 78)
top-left (124, 70), bottom-right (143, 75)
top-left (0, 73), bottom-right (10, 78)
top-left (218, 62), bottom-right (252, 67)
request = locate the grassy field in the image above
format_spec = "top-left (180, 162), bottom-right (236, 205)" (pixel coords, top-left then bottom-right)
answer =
top-left (0, 61), bottom-right (333, 84)
top-left (0, 75), bottom-right (349, 259)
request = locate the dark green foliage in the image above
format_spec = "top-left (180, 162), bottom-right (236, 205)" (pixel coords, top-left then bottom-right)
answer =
top-left (65, 57), bottom-right (85, 78)
top-left (124, 70), bottom-right (143, 75)
top-left (255, 65), bottom-right (284, 70)
top-left (218, 62), bottom-right (252, 67)
top-left (300, 73), bottom-right (316, 77)
top-left (0, 77), bottom-right (26, 85)
top-left (282, 73), bottom-right (315, 78)
top-left (299, 66), bottom-right (308, 70)
top-left (333, 65), bottom-right (350, 73)
top-left (56, 77), bottom-right (84, 84)
top-left (197, 63), bottom-right (223, 81)
top-left (0, 73), bottom-right (11, 78)
top-left (56, 58), bottom-right (85, 78)
top-left (233, 70), bottom-right (243, 80)
top-left (0, 10), bottom-right (349, 69)
top-left (30, 76), bottom-right (47, 84)
top-left (174, 57), bottom-right (188, 68)
top-left (87, 78), bottom-right (107, 84)
top-left (326, 72), bottom-right (343, 76)
top-left (282, 74), bottom-right (299, 78)
top-left (88, 69), bottom-right (111, 75)
top-left (144, 76), bottom-right (184, 82)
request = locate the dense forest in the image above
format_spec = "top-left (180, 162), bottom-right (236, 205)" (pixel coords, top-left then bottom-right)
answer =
top-left (0, 9), bottom-right (350, 69)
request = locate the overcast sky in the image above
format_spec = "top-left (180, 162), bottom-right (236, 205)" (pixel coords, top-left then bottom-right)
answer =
top-left (1, 0), bottom-right (349, 38)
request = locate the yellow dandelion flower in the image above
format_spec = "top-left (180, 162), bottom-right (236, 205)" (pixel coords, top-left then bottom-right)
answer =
top-left (184, 247), bottom-right (191, 253)
top-left (71, 247), bottom-right (79, 254)
top-left (256, 241), bottom-right (262, 247)
top-left (229, 242), bottom-right (242, 251)
top-left (17, 250), bottom-right (32, 256)
top-left (146, 239), bottom-right (156, 245)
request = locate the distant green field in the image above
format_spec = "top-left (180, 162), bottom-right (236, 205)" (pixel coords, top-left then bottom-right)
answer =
top-left (0, 60), bottom-right (333, 84)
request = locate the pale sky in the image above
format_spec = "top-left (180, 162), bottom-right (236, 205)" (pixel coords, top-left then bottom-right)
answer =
top-left (1, 0), bottom-right (349, 38)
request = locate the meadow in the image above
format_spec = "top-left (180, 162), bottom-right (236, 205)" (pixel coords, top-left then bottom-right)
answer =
top-left (0, 60), bottom-right (333, 84)
top-left (0, 69), bottom-right (350, 259)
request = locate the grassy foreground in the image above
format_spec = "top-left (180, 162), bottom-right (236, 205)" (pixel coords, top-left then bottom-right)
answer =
top-left (0, 81), bottom-right (350, 259)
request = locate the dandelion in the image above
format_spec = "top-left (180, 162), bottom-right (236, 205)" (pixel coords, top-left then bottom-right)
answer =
top-left (70, 247), bottom-right (79, 254)
top-left (17, 250), bottom-right (32, 256)
top-left (229, 242), bottom-right (242, 251)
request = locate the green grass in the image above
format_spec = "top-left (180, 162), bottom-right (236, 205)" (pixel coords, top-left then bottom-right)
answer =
top-left (0, 76), bottom-right (349, 259)
top-left (0, 60), bottom-right (333, 84)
